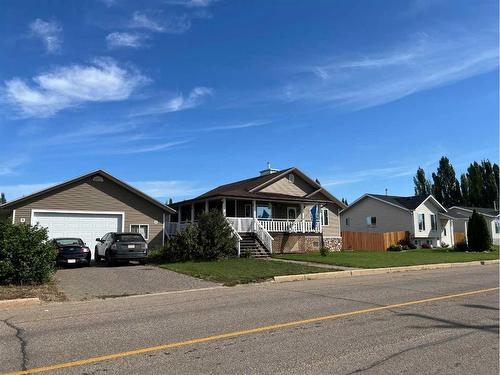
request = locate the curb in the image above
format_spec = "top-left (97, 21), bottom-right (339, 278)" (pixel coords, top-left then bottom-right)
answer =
top-left (274, 259), bottom-right (500, 283)
top-left (0, 297), bottom-right (41, 310)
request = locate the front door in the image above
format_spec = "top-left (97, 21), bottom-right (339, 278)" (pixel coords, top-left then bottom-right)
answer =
top-left (244, 204), bottom-right (252, 218)
top-left (287, 207), bottom-right (297, 220)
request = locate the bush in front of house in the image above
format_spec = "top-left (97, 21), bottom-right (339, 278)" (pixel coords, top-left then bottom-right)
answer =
top-left (319, 247), bottom-right (329, 256)
top-left (387, 244), bottom-right (403, 251)
top-left (398, 238), bottom-right (417, 250)
top-left (454, 240), bottom-right (469, 252)
top-left (0, 222), bottom-right (57, 284)
top-left (197, 211), bottom-right (237, 260)
top-left (467, 210), bottom-right (492, 251)
top-left (167, 224), bottom-right (201, 262)
top-left (421, 243), bottom-right (432, 249)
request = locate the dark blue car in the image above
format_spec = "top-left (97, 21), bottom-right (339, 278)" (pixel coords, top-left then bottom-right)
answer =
top-left (54, 238), bottom-right (91, 266)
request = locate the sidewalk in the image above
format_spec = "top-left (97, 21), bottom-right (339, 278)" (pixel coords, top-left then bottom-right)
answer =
top-left (266, 257), bottom-right (359, 271)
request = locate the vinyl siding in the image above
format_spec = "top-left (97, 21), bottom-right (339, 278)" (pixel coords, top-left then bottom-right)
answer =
top-left (260, 173), bottom-right (315, 196)
top-left (341, 197), bottom-right (412, 233)
top-left (412, 200), bottom-right (442, 239)
top-left (11, 177), bottom-right (165, 247)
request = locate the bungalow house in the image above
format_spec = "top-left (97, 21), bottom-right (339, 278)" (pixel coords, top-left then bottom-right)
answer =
top-left (168, 165), bottom-right (346, 255)
top-left (340, 194), bottom-right (455, 248)
top-left (447, 206), bottom-right (500, 245)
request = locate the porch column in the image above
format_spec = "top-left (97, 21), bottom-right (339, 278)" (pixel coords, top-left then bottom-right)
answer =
top-left (205, 200), bottom-right (209, 213)
top-left (252, 200), bottom-right (257, 231)
top-left (191, 204), bottom-right (195, 223)
top-left (464, 220), bottom-right (468, 245)
top-left (317, 204), bottom-right (322, 233)
top-left (222, 198), bottom-right (227, 217)
top-left (300, 203), bottom-right (305, 233)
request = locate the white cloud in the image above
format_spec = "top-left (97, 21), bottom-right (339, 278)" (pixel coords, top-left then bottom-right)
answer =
top-left (106, 32), bottom-right (145, 48)
top-left (99, 140), bottom-right (189, 155)
top-left (130, 86), bottom-right (213, 116)
top-left (202, 120), bottom-right (272, 132)
top-left (0, 183), bottom-right (55, 201)
top-left (130, 11), bottom-right (190, 34)
top-left (0, 159), bottom-right (25, 176)
top-left (164, 0), bottom-right (217, 8)
top-left (282, 31), bottom-right (498, 110)
top-left (4, 58), bottom-right (149, 117)
top-left (130, 180), bottom-right (204, 200)
top-left (29, 18), bottom-right (62, 54)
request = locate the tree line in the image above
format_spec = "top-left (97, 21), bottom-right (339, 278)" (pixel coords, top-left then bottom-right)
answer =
top-left (413, 157), bottom-right (499, 209)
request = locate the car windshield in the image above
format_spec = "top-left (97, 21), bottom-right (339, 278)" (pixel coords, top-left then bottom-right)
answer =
top-left (55, 238), bottom-right (84, 246)
top-left (115, 234), bottom-right (144, 242)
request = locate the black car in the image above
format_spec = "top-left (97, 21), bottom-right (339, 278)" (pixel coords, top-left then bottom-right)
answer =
top-left (53, 238), bottom-right (91, 266)
top-left (95, 232), bottom-right (148, 266)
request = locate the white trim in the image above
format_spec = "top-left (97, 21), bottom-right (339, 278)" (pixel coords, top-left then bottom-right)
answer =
top-left (162, 213), bottom-right (165, 246)
top-left (323, 236), bottom-right (342, 239)
top-left (12, 209), bottom-right (15, 224)
top-left (321, 208), bottom-right (329, 226)
top-left (415, 195), bottom-right (447, 212)
top-left (30, 209), bottom-right (125, 232)
top-left (130, 224), bottom-right (150, 240)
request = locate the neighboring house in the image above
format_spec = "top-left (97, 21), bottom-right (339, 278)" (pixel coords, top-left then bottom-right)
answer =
top-left (0, 170), bottom-right (175, 259)
top-left (340, 194), bottom-right (454, 247)
top-left (168, 165), bottom-right (347, 254)
top-left (447, 206), bottom-right (500, 245)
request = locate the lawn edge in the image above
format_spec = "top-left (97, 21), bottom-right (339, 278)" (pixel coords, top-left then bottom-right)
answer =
top-left (0, 297), bottom-right (41, 310)
top-left (274, 259), bottom-right (500, 283)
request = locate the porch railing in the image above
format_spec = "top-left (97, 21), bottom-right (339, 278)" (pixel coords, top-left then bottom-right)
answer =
top-left (254, 219), bottom-right (273, 254)
top-left (257, 218), bottom-right (320, 233)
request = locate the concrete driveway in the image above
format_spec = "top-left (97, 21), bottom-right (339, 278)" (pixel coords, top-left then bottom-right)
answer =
top-left (55, 263), bottom-right (217, 301)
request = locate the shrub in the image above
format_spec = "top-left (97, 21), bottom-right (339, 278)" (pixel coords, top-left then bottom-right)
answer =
top-left (319, 247), bottom-right (329, 256)
top-left (440, 242), bottom-right (449, 248)
top-left (387, 244), bottom-right (402, 251)
top-left (197, 211), bottom-right (237, 260)
top-left (454, 241), bottom-right (469, 252)
top-left (467, 210), bottom-right (492, 251)
top-left (398, 238), bottom-right (417, 250)
top-left (167, 224), bottom-right (200, 262)
top-left (0, 222), bottom-right (57, 284)
top-left (421, 243), bottom-right (432, 249)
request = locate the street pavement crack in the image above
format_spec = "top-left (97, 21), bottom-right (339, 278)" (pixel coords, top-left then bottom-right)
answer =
top-left (2, 317), bottom-right (29, 371)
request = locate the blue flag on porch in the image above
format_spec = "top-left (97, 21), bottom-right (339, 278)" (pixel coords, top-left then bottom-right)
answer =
top-left (310, 205), bottom-right (317, 230)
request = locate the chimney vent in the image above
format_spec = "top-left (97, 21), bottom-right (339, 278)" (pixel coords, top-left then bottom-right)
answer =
top-left (259, 161), bottom-right (279, 176)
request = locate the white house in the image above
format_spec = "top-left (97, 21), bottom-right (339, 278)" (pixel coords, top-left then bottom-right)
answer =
top-left (447, 206), bottom-right (500, 245)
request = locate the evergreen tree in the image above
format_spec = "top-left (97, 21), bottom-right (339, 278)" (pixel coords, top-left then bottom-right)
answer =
top-left (413, 167), bottom-right (432, 196)
top-left (0, 193), bottom-right (5, 204)
top-left (431, 157), bottom-right (461, 207)
top-left (460, 174), bottom-right (470, 206)
top-left (341, 198), bottom-right (349, 206)
top-left (481, 160), bottom-right (498, 208)
top-left (466, 162), bottom-right (484, 207)
top-left (467, 210), bottom-right (492, 251)
top-left (168, 198), bottom-right (173, 205)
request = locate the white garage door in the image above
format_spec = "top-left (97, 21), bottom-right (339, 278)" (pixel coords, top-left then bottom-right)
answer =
top-left (32, 211), bottom-right (123, 260)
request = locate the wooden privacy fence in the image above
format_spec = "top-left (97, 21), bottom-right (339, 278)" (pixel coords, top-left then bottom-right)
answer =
top-left (342, 231), bottom-right (409, 251)
top-left (454, 232), bottom-right (465, 244)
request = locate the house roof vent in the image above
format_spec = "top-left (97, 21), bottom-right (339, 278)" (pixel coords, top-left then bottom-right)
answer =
top-left (259, 161), bottom-right (279, 176)
top-left (92, 176), bottom-right (104, 183)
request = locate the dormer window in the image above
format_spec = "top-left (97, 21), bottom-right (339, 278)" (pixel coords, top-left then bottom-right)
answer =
top-left (288, 174), bottom-right (295, 183)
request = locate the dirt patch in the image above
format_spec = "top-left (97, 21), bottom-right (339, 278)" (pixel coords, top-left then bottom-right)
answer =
top-left (0, 280), bottom-right (67, 302)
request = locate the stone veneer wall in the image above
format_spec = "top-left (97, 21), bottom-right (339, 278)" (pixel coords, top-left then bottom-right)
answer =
top-left (271, 233), bottom-right (322, 253)
top-left (323, 236), bottom-right (342, 252)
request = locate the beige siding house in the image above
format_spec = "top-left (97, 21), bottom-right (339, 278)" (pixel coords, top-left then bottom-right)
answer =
top-left (0, 170), bottom-right (175, 259)
top-left (341, 194), bottom-right (454, 247)
top-left (447, 206), bottom-right (500, 245)
top-left (169, 165), bottom-right (346, 254)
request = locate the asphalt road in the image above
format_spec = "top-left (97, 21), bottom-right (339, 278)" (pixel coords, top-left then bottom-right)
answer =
top-left (1, 264), bottom-right (498, 374)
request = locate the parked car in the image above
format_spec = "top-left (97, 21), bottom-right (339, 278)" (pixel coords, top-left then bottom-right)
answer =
top-left (53, 238), bottom-right (91, 266)
top-left (95, 232), bottom-right (148, 266)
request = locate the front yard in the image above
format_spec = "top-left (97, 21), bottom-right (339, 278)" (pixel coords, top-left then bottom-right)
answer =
top-left (160, 258), bottom-right (328, 286)
top-left (0, 281), bottom-right (67, 302)
top-left (273, 246), bottom-right (500, 269)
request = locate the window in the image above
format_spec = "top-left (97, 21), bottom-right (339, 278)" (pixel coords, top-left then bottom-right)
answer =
top-left (345, 217), bottom-right (350, 226)
top-left (443, 226), bottom-right (447, 236)
top-left (366, 216), bottom-right (376, 226)
top-left (287, 207), bottom-right (297, 220)
top-left (287, 173), bottom-right (295, 183)
top-left (430, 214), bottom-right (437, 231)
top-left (321, 208), bottom-right (329, 226)
top-left (244, 204), bottom-right (252, 218)
top-left (130, 224), bottom-right (149, 240)
top-left (495, 220), bottom-right (500, 234)
top-left (257, 205), bottom-right (272, 219)
top-left (418, 214), bottom-right (425, 231)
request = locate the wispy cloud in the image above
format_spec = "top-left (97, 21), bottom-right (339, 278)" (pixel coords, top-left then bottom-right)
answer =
top-left (4, 58), bottom-right (149, 117)
top-left (165, 0), bottom-right (217, 8)
top-left (202, 120), bottom-right (272, 132)
top-left (0, 159), bottom-right (25, 176)
top-left (130, 180), bottom-right (204, 200)
top-left (130, 11), bottom-right (191, 34)
top-left (0, 183), bottom-right (55, 200)
top-left (281, 31), bottom-right (498, 110)
top-left (323, 166), bottom-right (417, 187)
top-left (29, 18), bottom-right (62, 54)
top-left (130, 86), bottom-right (213, 116)
top-left (106, 32), bottom-right (146, 48)
top-left (98, 140), bottom-right (189, 155)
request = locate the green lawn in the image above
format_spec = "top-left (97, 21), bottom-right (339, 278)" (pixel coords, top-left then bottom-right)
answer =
top-left (160, 258), bottom-right (327, 286)
top-left (273, 246), bottom-right (499, 269)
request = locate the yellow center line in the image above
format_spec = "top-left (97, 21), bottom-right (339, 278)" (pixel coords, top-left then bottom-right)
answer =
top-left (5, 286), bottom-right (499, 375)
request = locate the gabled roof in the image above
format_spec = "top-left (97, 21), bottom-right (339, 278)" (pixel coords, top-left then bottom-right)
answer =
top-left (447, 206), bottom-right (500, 219)
top-left (173, 167), bottom-right (347, 208)
top-left (0, 170), bottom-right (176, 214)
top-left (341, 193), bottom-right (446, 214)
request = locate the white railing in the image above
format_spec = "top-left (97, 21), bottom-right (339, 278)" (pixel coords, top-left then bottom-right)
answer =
top-left (258, 219), bottom-right (320, 233)
top-left (255, 219), bottom-right (274, 254)
top-left (165, 222), bottom-right (191, 235)
top-left (226, 218), bottom-right (243, 257)
top-left (226, 217), bottom-right (254, 233)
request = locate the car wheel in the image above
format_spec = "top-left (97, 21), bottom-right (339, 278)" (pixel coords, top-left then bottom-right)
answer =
top-left (94, 248), bottom-right (101, 262)
top-left (105, 250), bottom-right (114, 267)
top-left (139, 259), bottom-right (147, 265)
top-left (86, 254), bottom-right (91, 266)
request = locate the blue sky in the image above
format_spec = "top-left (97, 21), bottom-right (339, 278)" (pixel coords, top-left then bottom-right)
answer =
top-left (0, 0), bottom-right (498, 204)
